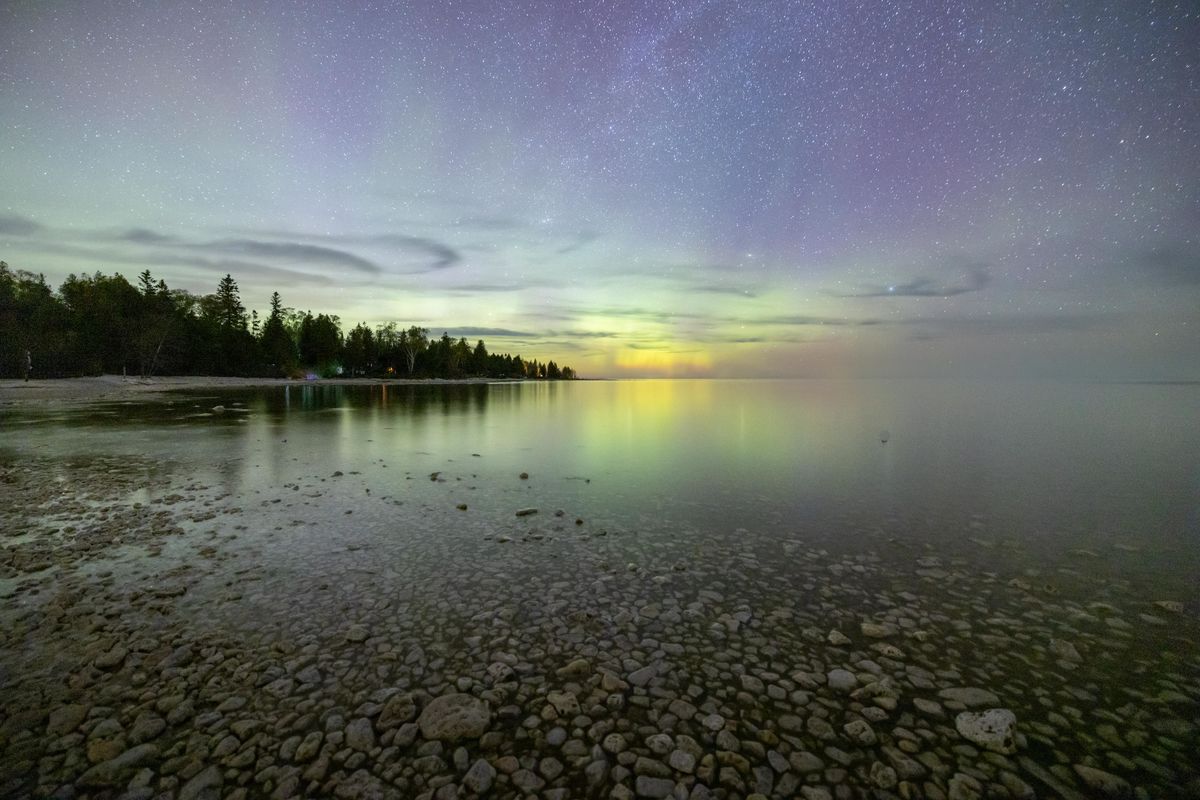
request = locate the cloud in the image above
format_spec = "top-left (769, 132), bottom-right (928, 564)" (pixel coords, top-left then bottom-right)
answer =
top-left (438, 327), bottom-right (538, 338)
top-left (119, 228), bottom-right (176, 244)
top-left (758, 314), bottom-right (879, 327)
top-left (1141, 246), bottom-right (1200, 285)
top-left (360, 234), bottom-right (461, 270)
top-left (691, 284), bottom-right (758, 297)
top-left (900, 312), bottom-right (1114, 336)
top-left (832, 262), bottom-right (991, 298)
top-left (444, 282), bottom-right (525, 293)
top-left (449, 214), bottom-right (523, 231)
top-left (205, 239), bottom-right (380, 275)
top-left (0, 213), bottom-right (43, 236)
top-left (7, 238), bottom-right (338, 287)
top-left (555, 231), bottom-right (599, 256)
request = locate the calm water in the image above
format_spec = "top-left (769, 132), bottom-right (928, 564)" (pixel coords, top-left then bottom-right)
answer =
top-left (5, 378), bottom-right (1198, 595)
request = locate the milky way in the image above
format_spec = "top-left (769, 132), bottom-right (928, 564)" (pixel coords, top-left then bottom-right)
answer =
top-left (1, 1), bottom-right (1196, 377)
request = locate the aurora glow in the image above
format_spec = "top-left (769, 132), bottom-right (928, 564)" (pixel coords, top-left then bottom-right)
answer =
top-left (1, 2), bottom-right (1196, 378)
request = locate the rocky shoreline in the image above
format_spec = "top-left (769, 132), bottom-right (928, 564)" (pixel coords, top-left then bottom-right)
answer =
top-left (1, 440), bottom-right (1197, 799)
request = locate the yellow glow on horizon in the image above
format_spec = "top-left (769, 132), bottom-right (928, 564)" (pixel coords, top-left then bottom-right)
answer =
top-left (612, 347), bottom-right (713, 376)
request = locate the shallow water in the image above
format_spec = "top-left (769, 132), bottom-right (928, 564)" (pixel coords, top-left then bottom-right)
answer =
top-left (6, 379), bottom-right (1199, 591)
top-left (1, 379), bottom-right (1198, 799)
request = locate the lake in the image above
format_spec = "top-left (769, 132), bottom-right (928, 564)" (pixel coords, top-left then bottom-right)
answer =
top-left (1, 378), bottom-right (1198, 799)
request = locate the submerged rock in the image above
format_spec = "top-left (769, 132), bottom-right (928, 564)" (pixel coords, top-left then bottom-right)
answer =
top-left (417, 693), bottom-right (491, 741)
top-left (938, 687), bottom-right (1000, 707)
top-left (955, 708), bottom-right (1017, 754)
top-left (1072, 764), bottom-right (1132, 798)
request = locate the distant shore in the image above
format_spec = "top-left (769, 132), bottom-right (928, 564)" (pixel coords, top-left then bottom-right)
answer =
top-left (0, 374), bottom-right (522, 405)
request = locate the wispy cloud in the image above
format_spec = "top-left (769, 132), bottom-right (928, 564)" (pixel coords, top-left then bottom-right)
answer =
top-left (203, 239), bottom-right (381, 275)
top-left (119, 228), bottom-right (177, 244)
top-left (899, 312), bottom-right (1116, 337)
top-left (832, 261), bottom-right (991, 298)
top-left (555, 231), bottom-right (599, 256)
top-left (757, 314), bottom-right (879, 327)
top-left (439, 326), bottom-right (538, 338)
top-left (358, 234), bottom-right (461, 270)
top-left (1140, 246), bottom-right (1200, 286)
top-left (0, 213), bottom-right (43, 236)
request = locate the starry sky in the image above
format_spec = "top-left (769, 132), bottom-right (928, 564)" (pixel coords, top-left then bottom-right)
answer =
top-left (1, 1), bottom-right (1197, 378)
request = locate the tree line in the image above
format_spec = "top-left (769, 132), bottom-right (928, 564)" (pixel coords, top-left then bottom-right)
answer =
top-left (0, 262), bottom-right (578, 380)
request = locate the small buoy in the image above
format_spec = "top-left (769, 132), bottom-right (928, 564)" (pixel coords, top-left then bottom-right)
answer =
top-left (880, 429), bottom-right (890, 444)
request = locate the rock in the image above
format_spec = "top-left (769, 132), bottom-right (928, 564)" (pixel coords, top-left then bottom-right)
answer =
top-left (295, 731), bottom-right (323, 762)
top-left (511, 769), bottom-right (544, 792)
top-left (178, 764), bottom-right (223, 800)
top-left (602, 733), bottom-right (628, 754)
top-left (860, 622), bottom-right (894, 638)
top-left (843, 719), bottom-right (877, 745)
top-left (938, 687), bottom-right (1000, 707)
top-left (486, 661), bottom-right (514, 683)
top-left (547, 690), bottom-right (580, 716)
top-left (463, 758), bottom-right (496, 793)
top-left (669, 750), bottom-right (696, 773)
top-left (789, 751), bottom-right (824, 773)
top-left (94, 646), bottom-right (127, 670)
top-left (127, 713), bottom-right (165, 745)
top-left (295, 664), bottom-right (321, 683)
top-left (417, 693), bottom-right (491, 741)
top-left (913, 698), bottom-right (944, 717)
top-left (345, 625), bottom-right (369, 642)
top-left (346, 717), bottom-right (375, 752)
top-left (1154, 600), bottom-right (1183, 613)
top-left (556, 658), bottom-right (591, 678)
top-left (602, 672), bottom-right (629, 692)
top-left (827, 630), bottom-right (851, 646)
top-left (740, 673), bottom-right (764, 692)
top-left (948, 772), bottom-right (983, 800)
top-left (378, 692), bottom-right (416, 728)
top-left (515, 508), bottom-right (538, 517)
top-left (869, 761), bottom-right (898, 789)
top-left (47, 704), bottom-right (89, 737)
top-left (76, 744), bottom-right (159, 788)
top-left (628, 665), bottom-right (657, 687)
top-left (827, 669), bottom-right (857, 692)
top-left (1072, 765), bottom-right (1132, 798)
top-left (636, 775), bottom-right (676, 798)
top-left (540, 756), bottom-right (564, 779)
top-left (955, 709), bottom-right (1017, 754)
top-left (1048, 639), bottom-right (1082, 661)
top-left (158, 644), bottom-right (194, 670)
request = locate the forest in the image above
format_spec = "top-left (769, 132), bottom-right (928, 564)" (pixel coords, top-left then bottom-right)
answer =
top-left (0, 262), bottom-right (577, 381)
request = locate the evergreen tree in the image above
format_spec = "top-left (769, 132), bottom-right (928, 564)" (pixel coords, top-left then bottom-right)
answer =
top-left (259, 292), bottom-right (296, 375)
top-left (215, 274), bottom-right (246, 330)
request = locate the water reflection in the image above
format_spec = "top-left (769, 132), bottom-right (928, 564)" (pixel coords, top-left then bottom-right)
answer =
top-left (2, 379), bottom-right (1198, 592)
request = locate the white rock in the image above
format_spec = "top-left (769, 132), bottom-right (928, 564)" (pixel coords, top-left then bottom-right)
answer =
top-left (955, 708), bottom-right (1017, 754)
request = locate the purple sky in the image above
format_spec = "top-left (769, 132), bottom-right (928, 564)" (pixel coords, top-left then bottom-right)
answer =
top-left (2, 1), bottom-right (1197, 377)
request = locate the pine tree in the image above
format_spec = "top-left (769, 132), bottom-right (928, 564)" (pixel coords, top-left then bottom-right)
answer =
top-left (215, 274), bottom-right (246, 331)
